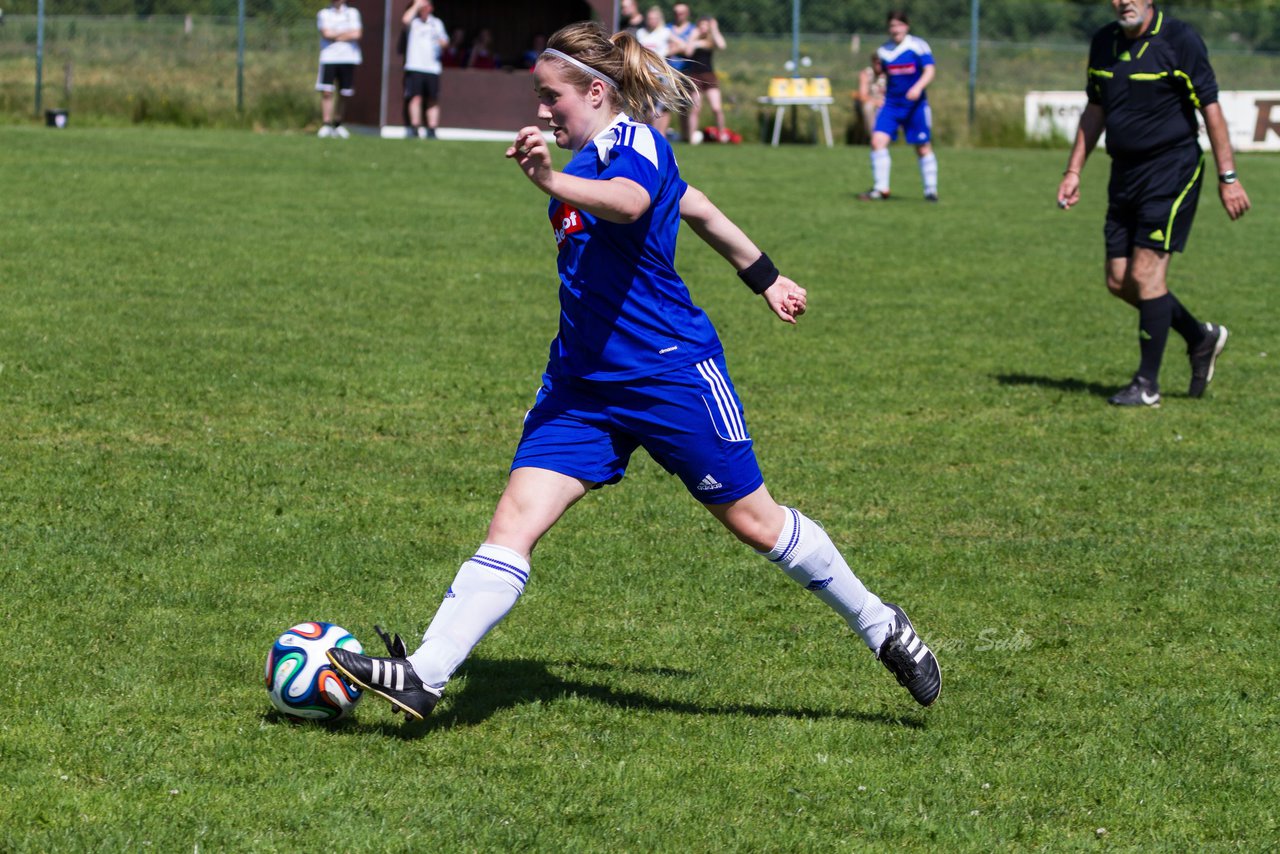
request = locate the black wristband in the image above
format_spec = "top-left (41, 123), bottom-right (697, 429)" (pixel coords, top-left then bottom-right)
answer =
top-left (737, 252), bottom-right (779, 295)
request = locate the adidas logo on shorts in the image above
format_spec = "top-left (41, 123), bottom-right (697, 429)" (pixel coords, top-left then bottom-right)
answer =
top-left (696, 473), bottom-right (723, 491)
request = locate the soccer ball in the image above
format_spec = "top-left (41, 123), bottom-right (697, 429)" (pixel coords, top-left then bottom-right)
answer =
top-left (264, 621), bottom-right (364, 722)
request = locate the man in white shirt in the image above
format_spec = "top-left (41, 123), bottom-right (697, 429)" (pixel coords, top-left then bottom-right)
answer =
top-left (316, 0), bottom-right (362, 138)
top-left (635, 5), bottom-right (674, 136)
top-left (402, 0), bottom-right (448, 139)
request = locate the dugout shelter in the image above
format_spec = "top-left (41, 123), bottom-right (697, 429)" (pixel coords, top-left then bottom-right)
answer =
top-left (344, 0), bottom-right (613, 136)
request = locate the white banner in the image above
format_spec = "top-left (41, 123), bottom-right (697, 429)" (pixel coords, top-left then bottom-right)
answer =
top-left (1026, 90), bottom-right (1280, 152)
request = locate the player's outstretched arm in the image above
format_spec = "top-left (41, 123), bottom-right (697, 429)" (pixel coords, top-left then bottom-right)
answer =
top-left (679, 185), bottom-right (806, 324)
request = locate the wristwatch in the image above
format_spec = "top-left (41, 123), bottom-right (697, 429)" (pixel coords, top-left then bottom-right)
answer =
top-left (1219, 170), bottom-right (1238, 184)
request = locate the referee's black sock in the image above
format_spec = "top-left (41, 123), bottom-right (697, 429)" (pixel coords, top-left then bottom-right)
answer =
top-left (1137, 294), bottom-right (1174, 385)
top-left (1167, 291), bottom-right (1206, 347)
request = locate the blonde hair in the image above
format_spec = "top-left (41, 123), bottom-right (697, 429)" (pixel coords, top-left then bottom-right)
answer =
top-left (542, 21), bottom-right (695, 123)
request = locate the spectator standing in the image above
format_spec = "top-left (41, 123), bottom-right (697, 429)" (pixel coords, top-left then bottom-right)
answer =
top-left (1056, 0), bottom-right (1249, 406)
top-left (857, 10), bottom-right (937, 201)
top-left (402, 0), bottom-right (448, 139)
top-left (667, 3), bottom-right (698, 141)
top-left (635, 5), bottom-right (674, 137)
top-left (315, 0), bottom-right (363, 138)
top-left (667, 3), bottom-right (696, 72)
top-left (325, 21), bottom-right (941, 721)
top-left (684, 15), bottom-right (727, 144)
top-left (618, 0), bottom-right (644, 35)
top-left (855, 54), bottom-right (886, 144)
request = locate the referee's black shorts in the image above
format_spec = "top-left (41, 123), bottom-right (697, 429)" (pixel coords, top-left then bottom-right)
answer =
top-left (1104, 144), bottom-right (1204, 258)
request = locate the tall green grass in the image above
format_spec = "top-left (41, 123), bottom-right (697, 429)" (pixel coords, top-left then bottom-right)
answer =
top-left (1, 127), bottom-right (1278, 850)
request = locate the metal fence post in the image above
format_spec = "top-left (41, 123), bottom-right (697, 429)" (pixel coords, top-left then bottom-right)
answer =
top-left (35, 0), bottom-right (45, 116)
top-left (968, 0), bottom-right (979, 129)
top-left (791, 0), bottom-right (800, 74)
top-left (236, 0), bottom-right (246, 114)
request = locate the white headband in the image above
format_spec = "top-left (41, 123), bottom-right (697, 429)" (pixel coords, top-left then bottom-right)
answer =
top-left (540, 48), bottom-right (619, 89)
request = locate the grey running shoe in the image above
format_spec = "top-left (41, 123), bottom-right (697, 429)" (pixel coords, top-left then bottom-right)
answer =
top-left (327, 647), bottom-right (440, 720)
top-left (1188, 322), bottom-right (1228, 398)
top-left (1108, 375), bottom-right (1161, 407)
top-left (878, 603), bottom-right (941, 707)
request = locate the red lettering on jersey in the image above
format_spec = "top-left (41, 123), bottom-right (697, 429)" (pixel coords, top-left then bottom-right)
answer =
top-left (886, 62), bottom-right (917, 76)
top-left (551, 203), bottom-right (585, 248)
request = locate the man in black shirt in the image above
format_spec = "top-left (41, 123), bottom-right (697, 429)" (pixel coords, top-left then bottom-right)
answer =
top-left (1057, 0), bottom-right (1250, 406)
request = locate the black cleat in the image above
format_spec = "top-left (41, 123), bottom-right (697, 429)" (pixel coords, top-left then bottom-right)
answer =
top-left (924, 192), bottom-right (939, 202)
top-left (1108, 375), bottom-right (1161, 407)
top-left (1187, 322), bottom-right (1228, 398)
top-left (327, 647), bottom-right (440, 720)
top-left (857, 188), bottom-right (891, 201)
top-left (878, 603), bottom-right (941, 707)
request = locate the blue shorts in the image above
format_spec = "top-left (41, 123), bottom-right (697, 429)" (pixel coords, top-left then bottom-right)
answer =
top-left (874, 99), bottom-right (932, 144)
top-left (512, 354), bottom-right (764, 505)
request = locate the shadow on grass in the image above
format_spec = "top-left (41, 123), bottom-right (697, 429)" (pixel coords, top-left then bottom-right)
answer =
top-left (994, 373), bottom-right (1115, 398)
top-left (307, 656), bottom-right (925, 739)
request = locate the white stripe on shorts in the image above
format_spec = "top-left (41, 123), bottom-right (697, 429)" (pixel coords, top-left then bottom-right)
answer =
top-left (695, 359), bottom-right (748, 441)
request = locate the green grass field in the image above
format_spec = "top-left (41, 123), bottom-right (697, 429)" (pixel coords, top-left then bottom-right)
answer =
top-left (2, 126), bottom-right (1278, 850)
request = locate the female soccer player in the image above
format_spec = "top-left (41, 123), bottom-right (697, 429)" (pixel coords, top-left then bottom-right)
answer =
top-left (328, 22), bottom-right (940, 718)
top-left (857, 10), bottom-right (938, 201)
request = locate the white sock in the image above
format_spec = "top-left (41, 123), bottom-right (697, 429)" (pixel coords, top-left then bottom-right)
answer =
top-left (407, 544), bottom-right (528, 692)
top-left (871, 149), bottom-right (891, 193)
top-left (919, 153), bottom-right (938, 195)
top-left (762, 508), bottom-right (895, 652)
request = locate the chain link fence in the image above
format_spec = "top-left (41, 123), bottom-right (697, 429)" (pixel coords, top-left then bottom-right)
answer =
top-left (1, 1), bottom-right (1276, 141)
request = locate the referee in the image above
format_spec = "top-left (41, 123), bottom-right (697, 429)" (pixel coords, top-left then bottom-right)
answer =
top-left (1057, 0), bottom-right (1250, 407)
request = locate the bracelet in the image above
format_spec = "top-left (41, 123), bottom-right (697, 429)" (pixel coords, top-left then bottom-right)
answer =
top-left (1063, 168), bottom-right (1080, 176)
top-left (737, 252), bottom-right (780, 295)
top-left (1219, 170), bottom-right (1238, 184)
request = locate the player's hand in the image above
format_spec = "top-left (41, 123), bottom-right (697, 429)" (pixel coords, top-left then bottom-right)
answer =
top-left (506, 126), bottom-right (553, 189)
top-left (763, 275), bottom-right (807, 325)
top-left (1057, 171), bottom-right (1081, 210)
top-left (906, 86), bottom-right (922, 102)
top-left (1220, 181), bottom-right (1250, 221)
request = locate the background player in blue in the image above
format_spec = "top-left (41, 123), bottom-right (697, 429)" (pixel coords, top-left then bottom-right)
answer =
top-left (1056, 0), bottom-right (1250, 406)
top-left (858, 10), bottom-right (938, 202)
top-left (327, 21), bottom-right (941, 720)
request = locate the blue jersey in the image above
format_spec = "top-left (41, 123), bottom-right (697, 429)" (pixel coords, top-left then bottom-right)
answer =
top-left (545, 114), bottom-right (722, 382)
top-left (877, 35), bottom-right (934, 103)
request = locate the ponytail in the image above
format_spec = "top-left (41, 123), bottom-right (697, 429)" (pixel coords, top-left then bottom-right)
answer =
top-left (541, 21), bottom-right (695, 123)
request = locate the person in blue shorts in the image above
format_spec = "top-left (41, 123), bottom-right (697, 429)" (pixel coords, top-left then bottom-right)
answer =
top-left (858, 10), bottom-right (938, 201)
top-left (328, 21), bottom-right (941, 720)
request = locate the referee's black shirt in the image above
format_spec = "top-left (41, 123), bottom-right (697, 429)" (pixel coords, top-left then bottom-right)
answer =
top-left (1086, 7), bottom-right (1219, 160)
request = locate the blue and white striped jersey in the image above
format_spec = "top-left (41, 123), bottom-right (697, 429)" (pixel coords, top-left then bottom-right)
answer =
top-left (877, 35), bottom-right (934, 103)
top-left (545, 113), bottom-right (722, 382)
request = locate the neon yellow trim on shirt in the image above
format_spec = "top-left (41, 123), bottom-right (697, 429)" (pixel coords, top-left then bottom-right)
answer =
top-left (1174, 70), bottom-right (1202, 108)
